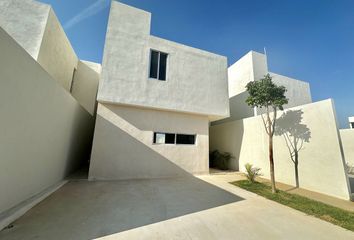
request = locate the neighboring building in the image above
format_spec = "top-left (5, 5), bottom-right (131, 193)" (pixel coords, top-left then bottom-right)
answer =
top-left (349, 116), bottom-right (354, 129)
top-left (88, 2), bottom-right (229, 180)
top-left (0, 0), bottom-right (99, 228)
top-left (0, 0), bottom-right (100, 115)
top-left (210, 51), bottom-right (352, 200)
top-left (213, 51), bottom-right (312, 125)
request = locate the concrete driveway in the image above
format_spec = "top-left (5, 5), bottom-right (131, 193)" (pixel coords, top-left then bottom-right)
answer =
top-left (0, 174), bottom-right (353, 240)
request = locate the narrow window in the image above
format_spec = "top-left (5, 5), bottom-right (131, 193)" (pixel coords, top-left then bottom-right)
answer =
top-left (176, 134), bottom-right (196, 145)
top-left (69, 68), bottom-right (77, 93)
top-left (153, 132), bottom-right (196, 145)
top-left (351, 122), bottom-right (354, 129)
top-left (159, 52), bottom-right (167, 80)
top-left (149, 50), bottom-right (167, 81)
top-left (149, 51), bottom-right (159, 79)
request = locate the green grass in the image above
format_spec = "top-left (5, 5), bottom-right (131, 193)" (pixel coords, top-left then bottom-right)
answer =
top-left (231, 180), bottom-right (354, 231)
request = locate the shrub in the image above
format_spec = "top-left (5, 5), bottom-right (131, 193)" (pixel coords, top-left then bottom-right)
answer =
top-left (244, 163), bottom-right (261, 182)
top-left (346, 162), bottom-right (354, 174)
top-left (209, 150), bottom-right (233, 170)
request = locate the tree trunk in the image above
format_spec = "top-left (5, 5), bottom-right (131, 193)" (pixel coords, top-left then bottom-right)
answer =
top-left (269, 134), bottom-right (276, 193)
top-left (294, 151), bottom-right (299, 188)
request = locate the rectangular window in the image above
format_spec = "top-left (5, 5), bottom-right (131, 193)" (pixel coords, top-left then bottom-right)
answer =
top-left (153, 132), bottom-right (195, 145)
top-left (176, 134), bottom-right (196, 145)
top-left (351, 122), bottom-right (354, 129)
top-left (153, 132), bottom-right (175, 144)
top-left (149, 50), bottom-right (167, 81)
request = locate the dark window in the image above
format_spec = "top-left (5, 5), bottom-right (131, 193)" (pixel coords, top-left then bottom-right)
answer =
top-left (351, 122), bottom-right (354, 129)
top-left (69, 68), bottom-right (77, 93)
top-left (153, 132), bottom-right (195, 145)
top-left (159, 52), bottom-right (167, 80)
top-left (149, 51), bottom-right (159, 79)
top-left (149, 50), bottom-right (167, 81)
top-left (165, 133), bottom-right (175, 144)
top-left (176, 134), bottom-right (196, 145)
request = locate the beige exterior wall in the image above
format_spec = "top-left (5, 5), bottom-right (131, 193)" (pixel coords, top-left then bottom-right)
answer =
top-left (0, 27), bottom-right (94, 214)
top-left (37, 8), bottom-right (79, 91)
top-left (340, 129), bottom-right (354, 173)
top-left (98, 2), bottom-right (229, 121)
top-left (210, 99), bottom-right (351, 200)
top-left (228, 51), bottom-right (268, 97)
top-left (89, 103), bottom-right (209, 180)
top-left (71, 60), bottom-right (101, 115)
top-left (0, 1), bottom-right (79, 92)
top-left (0, 0), bottom-right (50, 59)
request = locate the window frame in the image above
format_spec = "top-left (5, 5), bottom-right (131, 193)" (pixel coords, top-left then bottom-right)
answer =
top-left (175, 133), bottom-right (197, 145)
top-left (153, 132), bottom-right (176, 145)
top-left (148, 49), bottom-right (168, 81)
top-left (152, 132), bottom-right (196, 146)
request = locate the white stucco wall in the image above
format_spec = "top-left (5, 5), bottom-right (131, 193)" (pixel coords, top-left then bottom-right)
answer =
top-left (0, 0), bottom-right (80, 93)
top-left (227, 51), bottom-right (312, 118)
top-left (260, 72), bottom-right (312, 111)
top-left (0, 0), bottom-right (50, 59)
top-left (211, 91), bottom-right (254, 125)
top-left (210, 99), bottom-right (351, 200)
top-left (0, 27), bottom-right (94, 214)
top-left (340, 129), bottom-right (354, 172)
top-left (89, 103), bottom-right (209, 180)
top-left (98, 1), bottom-right (229, 120)
top-left (37, 8), bottom-right (79, 92)
top-left (228, 51), bottom-right (268, 97)
top-left (72, 61), bottom-right (101, 115)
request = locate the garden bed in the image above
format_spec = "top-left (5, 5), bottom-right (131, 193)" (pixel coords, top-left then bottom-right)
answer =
top-left (231, 180), bottom-right (354, 231)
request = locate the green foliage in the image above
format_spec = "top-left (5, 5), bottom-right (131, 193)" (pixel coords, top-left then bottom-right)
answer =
top-left (232, 180), bottom-right (354, 231)
top-left (209, 150), bottom-right (233, 170)
top-left (244, 163), bottom-right (261, 182)
top-left (245, 74), bottom-right (288, 110)
top-left (245, 74), bottom-right (289, 193)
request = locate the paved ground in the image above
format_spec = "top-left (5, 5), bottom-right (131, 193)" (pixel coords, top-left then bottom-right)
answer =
top-left (1, 174), bottom-right (353, 240)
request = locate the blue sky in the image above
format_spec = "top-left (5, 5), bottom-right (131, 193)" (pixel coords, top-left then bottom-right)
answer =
top-left (39, 0), bottom-right (354, 128)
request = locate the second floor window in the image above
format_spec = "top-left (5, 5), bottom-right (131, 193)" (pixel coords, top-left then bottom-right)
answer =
top-left (149, 50), bottom-right (167, 81)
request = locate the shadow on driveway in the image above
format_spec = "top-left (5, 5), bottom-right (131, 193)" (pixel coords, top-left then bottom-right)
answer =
top-left (0, 176), bottom-right (243, 240)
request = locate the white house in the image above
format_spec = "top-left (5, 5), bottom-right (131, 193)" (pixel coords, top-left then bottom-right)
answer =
top-left (0, 0), bottom-right (353, 230)
top-left (88, 2), bottom-right (230, 180)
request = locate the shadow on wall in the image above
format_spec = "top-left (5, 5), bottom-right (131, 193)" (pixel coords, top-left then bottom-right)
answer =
top-left (231, 121), bottom-right (244, 171)
top-left (275, 110), bottom-right (311, 188)
top-left (209, 120), bottom-right (244, 171)
top-left (89, 104), bottom-right (208, 179)
top-left (64, 110), bottom-right (95, 177)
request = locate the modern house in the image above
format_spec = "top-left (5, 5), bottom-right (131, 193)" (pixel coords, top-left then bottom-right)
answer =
top-left (88, 1), bottom-right (230, 180)
top-left (0, 0), bottom-right (353, 231)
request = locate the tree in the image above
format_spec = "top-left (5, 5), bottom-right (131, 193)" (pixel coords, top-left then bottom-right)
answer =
top-left (245, 74), bottom-right (288, 193)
